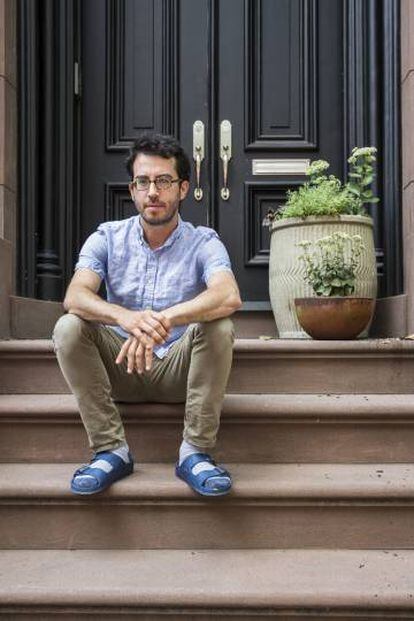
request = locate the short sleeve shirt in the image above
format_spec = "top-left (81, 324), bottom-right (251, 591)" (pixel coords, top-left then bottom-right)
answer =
top-left (75, 215), bottom-right (234, 358)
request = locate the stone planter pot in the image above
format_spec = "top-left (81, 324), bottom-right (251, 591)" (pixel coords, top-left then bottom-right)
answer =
top-left (269, 215), bottom-right (377, 338)
top-left (294, 297), bottom-right (376, 340)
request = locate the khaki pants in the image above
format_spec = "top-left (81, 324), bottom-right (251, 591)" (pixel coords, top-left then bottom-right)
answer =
top-left (52, 314), bottom-right (234, 453)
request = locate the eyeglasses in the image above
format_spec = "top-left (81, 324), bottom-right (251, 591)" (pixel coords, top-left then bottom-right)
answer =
top-left (131, 175), bottom-right (181, 192)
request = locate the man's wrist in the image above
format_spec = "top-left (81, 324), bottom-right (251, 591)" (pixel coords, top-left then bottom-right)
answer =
top-left (163, 307), bottom-right (179, 327)
top-left (110, 304), bottom-right (132, 326)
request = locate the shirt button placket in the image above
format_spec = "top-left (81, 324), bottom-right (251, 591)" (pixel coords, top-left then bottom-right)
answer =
top-left (144, 252), bottom-right (157, 310)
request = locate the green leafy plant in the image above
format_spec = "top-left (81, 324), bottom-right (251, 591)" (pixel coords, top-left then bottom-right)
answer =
top-left (297, 232), bottom-right (364, 297)
top-left (263, 147), bottom-right (379, 224)
top-left (346, 146), bottom-right (380, 210)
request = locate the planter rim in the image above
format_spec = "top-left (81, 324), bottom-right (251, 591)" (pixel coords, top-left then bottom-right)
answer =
top-left (270, 214), bottom-right (374, 233)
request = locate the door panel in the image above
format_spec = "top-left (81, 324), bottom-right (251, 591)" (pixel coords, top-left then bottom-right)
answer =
top-left (106, 0), bottom-right (169, 150)
top-left (245, 0), bottom-right (317, 150)
top-left (82, 0), bottom-right (211, 236)
top-left (216, 0), bottom-right (344, 300)
top-left (177, 0), bottom-right (211, 227)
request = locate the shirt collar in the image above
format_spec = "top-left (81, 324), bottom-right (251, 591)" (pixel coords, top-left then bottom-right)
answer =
top-left (136, 214), bottom-right (184, 250)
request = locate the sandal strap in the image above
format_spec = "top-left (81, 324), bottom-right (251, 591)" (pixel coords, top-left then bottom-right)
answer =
top-left (195, 468), bottom-right (230, 488)
top-left (180, 453), bottom-right (230, 488)
top-left (72, 451), bottom-right (127, 480)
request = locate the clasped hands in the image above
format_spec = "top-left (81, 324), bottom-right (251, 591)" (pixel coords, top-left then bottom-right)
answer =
top-left (115, 309), bottom-right (171, 374)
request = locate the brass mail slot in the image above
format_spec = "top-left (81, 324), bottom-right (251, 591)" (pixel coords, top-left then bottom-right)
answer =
top-left (252, 159), bottom-right (310, 175)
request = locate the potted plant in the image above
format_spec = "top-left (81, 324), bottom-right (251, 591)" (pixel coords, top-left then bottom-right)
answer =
top-left (294, 232), bottom-right (376, 339)
top-left (264, 147), bottom-right (379, 338)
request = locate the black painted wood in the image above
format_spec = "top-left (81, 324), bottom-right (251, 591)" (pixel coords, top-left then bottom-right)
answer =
top-left (218, 0), bottom-right (344, 299)
top-left (18, 0), bottom-right (402, 302)
top-left (81, 0), bottom-right (196, 239)
top-left (17, 0), bottom-right (39, 298)
top-left (105, 0), bottom-right (179, 151)
top-left (36, 0), bottom-right (61, 300)
top-left (381, 0), bottom-right (402, 296)
top-left (343, 0), bottom-right (401, 297)
top-left (18, 0), bottom-right (81, 301)
top-left (343, 0), bottom-right (383, 289)
top-left (207, 0), bottom-right (219, 230)
top-left (243, 181), bottom-right (303, 267)
top-left (80, 0), bottom-right (345, 301)
top-left (245, 0), bottom-right (318, 151)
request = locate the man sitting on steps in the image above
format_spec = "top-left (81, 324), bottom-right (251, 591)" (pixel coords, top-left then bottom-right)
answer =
top-left (52, 132), bottom-right (242, 497)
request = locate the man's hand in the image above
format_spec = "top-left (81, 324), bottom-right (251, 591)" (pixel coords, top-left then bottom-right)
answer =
top-left (116, 334), bottom-right (155, 374)
top-left (116, 309), bottom-right (171, 344)
top-left (115, 310), bottom-right (171, 374)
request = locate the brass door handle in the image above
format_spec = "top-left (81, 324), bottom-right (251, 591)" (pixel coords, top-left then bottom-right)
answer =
top-left (221, 148), bottom-right (230, 200)
top-left (220, 120), bottom-right (232, 200)
top-left (193, 121), bottom-right (205, 201)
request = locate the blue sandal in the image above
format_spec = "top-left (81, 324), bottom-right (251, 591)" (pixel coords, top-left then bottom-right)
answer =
top-left (175, 453), bottom-right (232, 497)
top-left (70, 450), bottom-right (134, 495)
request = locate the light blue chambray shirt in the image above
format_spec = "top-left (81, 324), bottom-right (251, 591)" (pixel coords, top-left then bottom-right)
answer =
top-left (75, 215), bottom-right (234, 358)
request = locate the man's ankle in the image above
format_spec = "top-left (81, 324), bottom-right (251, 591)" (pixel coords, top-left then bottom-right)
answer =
top-left (179, 439), bottom-right (204, 465)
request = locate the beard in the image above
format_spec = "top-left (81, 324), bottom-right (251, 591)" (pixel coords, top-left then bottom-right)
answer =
top-left (140, 206), bottom-right (178, 226)
top-left (135, 199), bottom-right (180, 227)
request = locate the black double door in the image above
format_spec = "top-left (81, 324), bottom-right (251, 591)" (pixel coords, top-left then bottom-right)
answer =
top-left (81, 0), bottom-right (345, 302)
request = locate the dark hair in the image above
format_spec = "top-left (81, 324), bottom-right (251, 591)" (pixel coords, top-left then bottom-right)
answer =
top-left (125, 132), bottom-right (191, 182)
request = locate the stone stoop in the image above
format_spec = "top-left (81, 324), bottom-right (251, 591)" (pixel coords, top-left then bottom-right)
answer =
top-left (1, 462), bottom-right (414, 550)
top-left (2, 338), bottom-right (414, 394)
top-left (0, 338), bottom-right (414, 618)
top-left (0, 549), bottom-right (413, 619)
top-left (2, 392), bottom-right (414, 463)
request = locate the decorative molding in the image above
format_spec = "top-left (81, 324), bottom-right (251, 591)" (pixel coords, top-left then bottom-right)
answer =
top-left (343, 0), bottom-right (379, 194)
top-left (343, 0), bottom-right (401, 296)
top-left (380, 0), bottom-right (402, 296)
top-left (18, 0), bottom-right (38, 298)
top-left (105, 0), bottom-right (127, 151)
top-left (36, 0), bottom-right (62, 300)
top-left (245, 0), bottom-right (317, 151)
top-left (105, 183), bottom-right (136, 221)
top-left (18, 0), bottom-right (81, 301)
top-left (244, 181), bottom-right (302, 266)
top-left (207, 0), bottom-right (219, 229)
top-left (105, 0), bottom-right (179, 151)
top-left (161, 0), bottom-right (179, 135)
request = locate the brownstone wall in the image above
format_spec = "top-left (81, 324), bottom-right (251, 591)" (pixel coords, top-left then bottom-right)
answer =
top-left (0, 0), bottom-right (16, 338)
top-left (402, 0), bottom-right (414, 334)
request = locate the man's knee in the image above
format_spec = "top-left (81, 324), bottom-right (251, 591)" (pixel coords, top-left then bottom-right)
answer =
top-left (52, 313), bottom-right (90, 351)
top-left (196, 317), bottom-right (235, 346)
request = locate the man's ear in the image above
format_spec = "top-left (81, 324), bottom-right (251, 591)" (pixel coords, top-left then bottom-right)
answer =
top-left (179, 180), bottom-right (190, 201)
top-left (128, 182), bottom-right (135, 200)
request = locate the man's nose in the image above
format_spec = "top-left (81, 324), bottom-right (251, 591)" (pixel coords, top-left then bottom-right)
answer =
top-left (147, 180), bottom-right (159, 199)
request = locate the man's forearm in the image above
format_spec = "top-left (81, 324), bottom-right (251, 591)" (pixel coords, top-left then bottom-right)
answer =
top-left (64, 278), bottom-right (241, 331)
top-left (64, 286), bottom-right (124, 325)
top-left (163, 286), bottom-right (241, 326)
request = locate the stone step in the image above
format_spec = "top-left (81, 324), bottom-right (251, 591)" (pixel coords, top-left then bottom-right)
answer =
top-left (1, 462), bottom-right (414, 549)
top-left (0, 549), bottom-right (413, 619)
top-left (2, 393), bottom-right (414, 463)
top-left (1, 338), bottom-right (414, 394)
